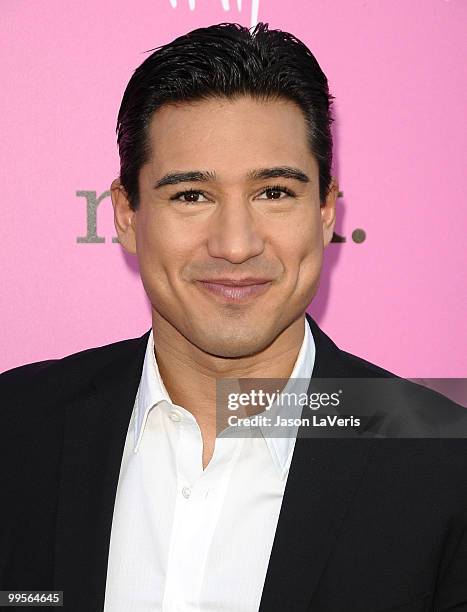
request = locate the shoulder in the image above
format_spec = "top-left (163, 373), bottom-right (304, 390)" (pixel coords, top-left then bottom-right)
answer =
top-left (306, 316), bottom-right (467, 435)
top-left (338, 348), bottom-right (397, 379)
top-left (341, 352), bottom-right (467, 439)
top-left (0, 331), bottom-right (150, 406)
top-left (307, 314), bottom-right (397, 380)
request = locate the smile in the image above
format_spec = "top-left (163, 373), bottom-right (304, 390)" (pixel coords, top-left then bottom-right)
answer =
top-left (196, 279), bottom-right (273, 302)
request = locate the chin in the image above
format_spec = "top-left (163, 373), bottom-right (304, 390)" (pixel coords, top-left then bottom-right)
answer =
top-left (193, 327), bottom-right (274, 359)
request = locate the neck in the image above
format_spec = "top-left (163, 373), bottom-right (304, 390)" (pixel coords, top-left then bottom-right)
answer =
top-left (151, 310), bottom-right (306, 426)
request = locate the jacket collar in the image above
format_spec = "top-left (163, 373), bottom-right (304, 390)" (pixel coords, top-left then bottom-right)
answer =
top-left (258, 314), bottom-right (375, 611)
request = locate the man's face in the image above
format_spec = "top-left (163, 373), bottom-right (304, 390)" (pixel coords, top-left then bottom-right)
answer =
top-left (112, 96), bottom-right (337, 358)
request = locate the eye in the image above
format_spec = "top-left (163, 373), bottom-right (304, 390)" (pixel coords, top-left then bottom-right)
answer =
top-left (169, 185), bottom-right (296, 204)
top-left (256, 185), bottom-right (296, 200)
top-left (170, 189), bottom-right (210, 204)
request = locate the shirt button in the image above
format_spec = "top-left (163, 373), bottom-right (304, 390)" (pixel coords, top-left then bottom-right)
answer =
top-left (170, 410), bottom-right (182, 422)
top-left (181, 486), bottom-right (191, 499)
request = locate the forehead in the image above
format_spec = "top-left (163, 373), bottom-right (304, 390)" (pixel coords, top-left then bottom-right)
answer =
top-left (146, 96), bottom-right (317, 179)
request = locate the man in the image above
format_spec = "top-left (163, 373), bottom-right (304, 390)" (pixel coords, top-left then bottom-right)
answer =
top-left (1, 22), bottom-right (466, 612)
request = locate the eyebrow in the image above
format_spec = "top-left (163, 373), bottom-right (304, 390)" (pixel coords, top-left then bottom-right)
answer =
top-left (153, 166), bottom-right (310, 189)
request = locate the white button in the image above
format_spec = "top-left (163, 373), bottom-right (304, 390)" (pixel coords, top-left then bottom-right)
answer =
top-left (170, 410), bottom-right (182, 422)
top-left (181, 486), bottom-right (191, 499)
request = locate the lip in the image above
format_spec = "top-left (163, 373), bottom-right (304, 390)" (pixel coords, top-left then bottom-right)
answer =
top-left (196, 278), bottom-right (273, 302)
top-left (199, 277), bottom-right (272, 286)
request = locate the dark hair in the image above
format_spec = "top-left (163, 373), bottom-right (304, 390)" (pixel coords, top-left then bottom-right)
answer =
top-left (116, 22), bottom-right (334, 210)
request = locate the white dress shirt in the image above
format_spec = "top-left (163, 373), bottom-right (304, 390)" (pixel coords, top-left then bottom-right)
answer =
top-left (103, 317), bottom-right (315, 612)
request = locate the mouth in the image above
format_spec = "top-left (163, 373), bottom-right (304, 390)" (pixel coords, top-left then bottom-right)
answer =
top-left (196, 278), bottom-right (273, 303)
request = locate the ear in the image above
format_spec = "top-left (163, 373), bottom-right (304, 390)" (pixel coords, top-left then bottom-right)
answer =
top-left (110, 178), bottom-right (137, 255)
top-left (321, 177), bottom-right (338, 248)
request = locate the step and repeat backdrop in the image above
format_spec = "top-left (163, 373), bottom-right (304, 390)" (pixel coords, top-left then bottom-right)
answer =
top-left (1, 0), bottom-right (466, 376)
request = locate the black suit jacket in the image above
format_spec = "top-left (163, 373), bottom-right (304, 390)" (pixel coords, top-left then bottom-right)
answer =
top-left (1, 314), bottom-right (467, 612)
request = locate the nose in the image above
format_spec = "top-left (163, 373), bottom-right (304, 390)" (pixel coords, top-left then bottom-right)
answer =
top-left (207, 199), bottom-right (265, 264)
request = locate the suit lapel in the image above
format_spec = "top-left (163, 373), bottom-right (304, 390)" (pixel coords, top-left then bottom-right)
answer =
top-left (258, 315), bottom-right (375, 611)
top-left (53, 331), bottom-right (150, 612)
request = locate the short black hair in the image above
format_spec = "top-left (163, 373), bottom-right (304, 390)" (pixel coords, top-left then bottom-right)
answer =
top-left (116, 22), bottom-right (334, 210)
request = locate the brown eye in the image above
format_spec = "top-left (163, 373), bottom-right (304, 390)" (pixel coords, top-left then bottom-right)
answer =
top-left (170, 190), bottom-right (209, 204)
top-left (265, 188), bottom-right (284, 199)
top-left (257, 186), bottom-right (295, 200)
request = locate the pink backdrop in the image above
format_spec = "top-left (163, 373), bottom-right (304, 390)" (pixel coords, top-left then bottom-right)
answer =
top-left (1, 0), bottom-right (466, 377)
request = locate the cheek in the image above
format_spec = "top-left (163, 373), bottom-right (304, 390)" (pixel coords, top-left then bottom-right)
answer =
top-left (274, 214), bottom-right (324, 307)
top-left (274, 211), bottom-right (323, 274)
top-left (135, 212), bottom-right (196, 295)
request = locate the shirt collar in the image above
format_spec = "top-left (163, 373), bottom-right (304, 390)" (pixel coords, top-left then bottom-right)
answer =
top-left (133, 332), bottom-right (171, 453)
top-left (259, 316), bottom-right (315, 478)
top-left (133, 317), bottom-right (315, 478)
